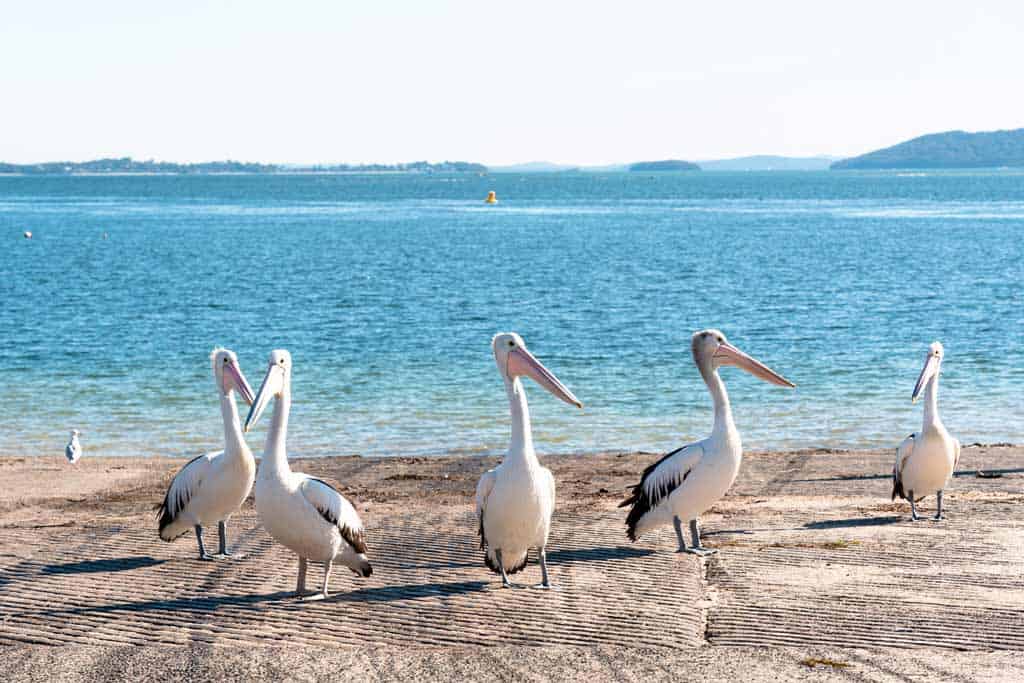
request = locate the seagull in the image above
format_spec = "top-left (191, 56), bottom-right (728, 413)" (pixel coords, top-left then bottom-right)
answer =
top-left (65, 430), bottom-right (82, 464)
top-left (157, 348), bottom-right (257, 560)
top-left (620, 330), bottom-right (794, 555)
top-left (892, 341), bottom-right (961, 521)
top-left (245, 350), bottom-right (372, 598)
top-left (475, 333), bottom-right (582, 588)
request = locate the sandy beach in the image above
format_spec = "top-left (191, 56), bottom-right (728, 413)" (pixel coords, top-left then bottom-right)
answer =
top-left (2, 444), bottom-right (1023, 680)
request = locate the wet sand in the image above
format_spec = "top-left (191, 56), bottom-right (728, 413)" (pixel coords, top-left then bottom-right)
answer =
top-left (2, 445), bottom-right (1023, 681)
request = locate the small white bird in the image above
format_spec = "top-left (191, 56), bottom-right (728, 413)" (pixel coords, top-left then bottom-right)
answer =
top-left (475, 333), bottom-right (582, 588)
top-left (621, 330), bottom-right (794, 555)
top-left (157, 348), bottom-right (257, 560)
top-left (65, 430), bottom-right (82, 464)
top-left (245, 350), bottom-right (372, 598)
top-left (892, 341), bottom-right (961, 521)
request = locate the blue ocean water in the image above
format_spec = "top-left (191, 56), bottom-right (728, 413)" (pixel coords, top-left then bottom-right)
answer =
top-left (1, 171), bottom-right (1022, 459)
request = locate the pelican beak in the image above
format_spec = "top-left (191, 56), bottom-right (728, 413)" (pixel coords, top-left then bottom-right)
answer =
top-left (911, 353), bottom-right (940, 403)
top-left (714, 341), bottom-right (795, 388)
top-left (507, 346), bottom-right (583, 408)
top-left (224, 361), bottom-right (256, 406)
top-left (244, 363), bottom-right (284, 432)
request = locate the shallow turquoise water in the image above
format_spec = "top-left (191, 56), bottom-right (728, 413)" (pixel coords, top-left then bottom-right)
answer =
top-left (1, 171), bottom-right (1021, 458)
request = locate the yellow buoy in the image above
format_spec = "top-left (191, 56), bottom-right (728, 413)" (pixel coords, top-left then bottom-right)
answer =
top-left (485, 191), bottom-right (497, 204)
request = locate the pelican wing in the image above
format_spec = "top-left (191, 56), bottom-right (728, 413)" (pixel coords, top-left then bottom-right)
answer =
top-left (892, 434), bottom-right (915, 501)
top-left (620, 444), bottom-right (704, 541)
top-left (542, 466), bottom-right (555, 507)
top-left (475, 468), bottom-right (497, 549)
top-left (157, 452), bottom-right (214, 539)
top-left (301, 477), bottom-right (367, 554)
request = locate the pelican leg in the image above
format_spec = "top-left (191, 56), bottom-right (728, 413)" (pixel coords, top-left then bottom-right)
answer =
top-left (909, 493), bottom-right (920, 521)
top-left (533, 547), bottom-right (553, 589)
top-left (195, 525), bottom-right (213, 561)
top-left (217, 520), bottom-right (232, 556)
top-left (296, 557), bottom-right (308, 596)
top-left (683, 519), bottom-right (717, 557)
top-left (322, 560), bottom-right (333, 598)
top-left (932, 490), bottom-right (945, 521)
top-left (673, 516), bottom-right (687, 552)
top-left (495, 549), bottom-right (513, 588)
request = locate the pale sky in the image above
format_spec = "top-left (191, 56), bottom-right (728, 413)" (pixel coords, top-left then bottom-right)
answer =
top-left (2, 1), bottom-right (1022, 165)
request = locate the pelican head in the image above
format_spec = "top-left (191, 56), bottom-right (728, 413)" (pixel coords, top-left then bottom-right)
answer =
top-left (210, 348), bottom-right (256, 406)
top-left (245, 349), bottom-right (292, 432)
top-left (691, 329), bottom-right (795, 388)
top-left (911, 341), bottom-right (944, 403)
top-left (492, 332), bottom-right (583, 408)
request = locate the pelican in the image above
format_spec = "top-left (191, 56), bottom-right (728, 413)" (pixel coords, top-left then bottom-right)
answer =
top-left (245, 350), bottom-right (372, 598)
top-left (475, 333), bottom-right (582, 588)
top-left (892, 342), bottom-right (960, 521)
top-left (620, 330), bottom-right (794, 555)
top-left (65, 430), bottom-right (82, 464)
top-left (157, 348), bottom-right (256, 560)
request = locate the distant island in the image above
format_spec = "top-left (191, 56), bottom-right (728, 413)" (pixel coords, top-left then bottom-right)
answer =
top-left (700, 155), bottom-right (837, 171)
top-left (832, 128), bottom-right (1024, 170)
top-left (628, 160), bottom-right (700, 172)
top-left (0, 157), bottom-right (487, 175)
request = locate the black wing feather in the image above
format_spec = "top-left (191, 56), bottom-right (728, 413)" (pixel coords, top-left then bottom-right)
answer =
top-left (620, 447), bottom-right (693, 542)
top-left (307, 477), bottom-right (368, 554)
top-left (156, 454), bottom-right (206, 539)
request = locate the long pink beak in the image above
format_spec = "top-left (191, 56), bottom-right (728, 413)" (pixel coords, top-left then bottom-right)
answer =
top-left (223, 361), bottom-right (256, 406)
top-left (713, 341), bottom-right (795, 388)
top-left (911, 353), bottom-right (939, 403)
top-left (507, 346), bottom-right (583, 408)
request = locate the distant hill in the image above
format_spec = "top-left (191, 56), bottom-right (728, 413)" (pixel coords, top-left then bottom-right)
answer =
top-left (700, 155), bottom-right (837, 171)
top-left (628, 160), bottom-right (700, 172)
top-left (832, 128), bottom-right (1024, 170)
top-left (491, 161), bottom-right (629, 173)
top-left (490, 161), bottom-right (578, 173)
top-left (0, 157), bottom-right (488, 175)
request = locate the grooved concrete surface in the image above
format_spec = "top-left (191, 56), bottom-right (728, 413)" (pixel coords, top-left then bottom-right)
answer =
top-left (0, 510), bottom-right (703, 649)
top-left (2, 445), bottom-right (1024, 680)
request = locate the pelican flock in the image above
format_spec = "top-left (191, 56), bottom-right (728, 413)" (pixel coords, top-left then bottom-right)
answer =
top-left (475, 333), bottom-right (582, 588)
top-left (157, 348), bottom-right (257, 559)
top-left (245, 349), bottom-right (372, 598)
top-left (65, 429), bottom-right (82, 464)
top-left (134, 331), bottom-right (982, 602)
top-left (892, 341), bottom-right (961, 520)
top-left (620, 329), bottom-right (794, 555)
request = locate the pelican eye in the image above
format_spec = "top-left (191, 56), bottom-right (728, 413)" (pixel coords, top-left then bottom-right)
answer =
top-left (508, 341), bottom-right (514, 347)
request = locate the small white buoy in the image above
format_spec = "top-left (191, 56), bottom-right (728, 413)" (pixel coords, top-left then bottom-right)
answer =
top-left (23, 231), bottom-right (32, 239)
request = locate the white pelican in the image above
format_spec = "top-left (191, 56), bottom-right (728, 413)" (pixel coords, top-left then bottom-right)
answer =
top-left (475, 333), bottom-right (582, 588)
top-left (892, 341), bottom-right (960, 520)
top-left (157, 348), bottom-right (256, 560)
top-left (65, 430), bottom-right (82, 464)
top-left (244, 350), bottom-right (372, 598)
top-left (621, 330), bottom-right (794, 555)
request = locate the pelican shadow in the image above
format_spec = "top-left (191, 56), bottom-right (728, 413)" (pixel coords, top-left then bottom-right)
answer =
top-left (547, 546), bottom-right (654, 564)
top-left (39, 591), bottom-right (296, 619)
top-left (331, 580), bottom-right (489, 603)
top-left (41, 556), bottom-right (166, 575)
top-left (803, 516), bottom-right (903, 530)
